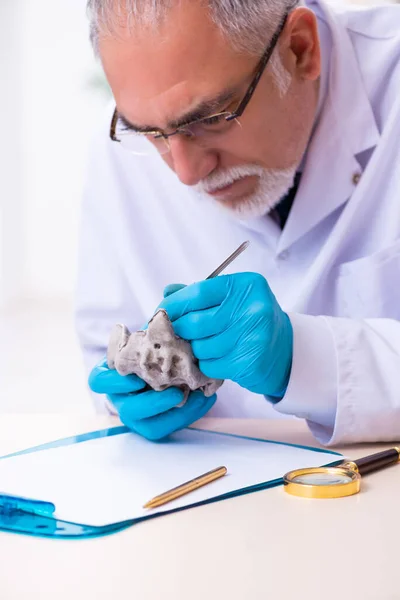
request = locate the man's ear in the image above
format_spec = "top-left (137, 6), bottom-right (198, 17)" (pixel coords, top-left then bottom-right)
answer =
top-left (284, 7), bottom-right (321, 81)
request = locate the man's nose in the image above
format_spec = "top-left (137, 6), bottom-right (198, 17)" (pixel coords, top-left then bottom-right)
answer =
top-left (168, 136), bottom-right (218, 186)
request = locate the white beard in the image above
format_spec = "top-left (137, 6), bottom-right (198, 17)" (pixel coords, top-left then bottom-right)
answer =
top-left (195, 163), bottom-right (298, 219)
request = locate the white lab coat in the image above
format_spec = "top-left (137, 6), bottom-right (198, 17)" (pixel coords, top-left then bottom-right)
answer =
top-left (75, 0), bottom-right (400, 445)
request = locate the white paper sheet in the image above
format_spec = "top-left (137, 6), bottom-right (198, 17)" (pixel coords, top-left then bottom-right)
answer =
top-left (0, 428), bottom-right (340, 526)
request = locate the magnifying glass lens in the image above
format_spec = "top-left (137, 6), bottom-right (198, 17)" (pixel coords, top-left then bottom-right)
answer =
top-left (291, 472), bottom-right (354, 486)
top-left (284, 465), bottom-right (362, 498)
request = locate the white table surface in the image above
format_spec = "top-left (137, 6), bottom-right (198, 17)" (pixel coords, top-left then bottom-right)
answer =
top-left (0, 415), bottom-right (399, 600)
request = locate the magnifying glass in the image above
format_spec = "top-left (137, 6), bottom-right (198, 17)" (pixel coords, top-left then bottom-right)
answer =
top-left (283, 447), bottom-right (400, 499)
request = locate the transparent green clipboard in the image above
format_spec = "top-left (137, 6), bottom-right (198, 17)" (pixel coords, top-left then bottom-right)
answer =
top-left (0, 426), bottom-right (342, 540)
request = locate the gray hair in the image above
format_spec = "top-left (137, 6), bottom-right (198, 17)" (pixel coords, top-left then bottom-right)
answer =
top-left (87, 0), bottom-right (297, 95)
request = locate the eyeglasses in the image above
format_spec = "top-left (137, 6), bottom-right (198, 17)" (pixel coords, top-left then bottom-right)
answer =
top-left (110, 7), bottom-right (292, 156)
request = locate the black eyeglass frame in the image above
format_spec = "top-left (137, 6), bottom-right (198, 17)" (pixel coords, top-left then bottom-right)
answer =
top-left (110, 6), bottom-right (293, 143)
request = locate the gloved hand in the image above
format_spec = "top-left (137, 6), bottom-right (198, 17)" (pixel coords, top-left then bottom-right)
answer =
top-left (88, 359), bottom-right (217, 440)
top-left (158, 273), bottom-right (293, 399)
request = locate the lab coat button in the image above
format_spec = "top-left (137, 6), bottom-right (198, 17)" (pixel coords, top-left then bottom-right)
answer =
top-left (352, 172), bottom-right (361, 185)
top-left (278, 250), bottom-right (290, 260)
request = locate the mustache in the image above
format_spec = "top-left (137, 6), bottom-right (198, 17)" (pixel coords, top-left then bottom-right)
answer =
top-left (196, 165), bottom-right (265, 194)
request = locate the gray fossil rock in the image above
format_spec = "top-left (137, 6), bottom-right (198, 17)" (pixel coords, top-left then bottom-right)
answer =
top-left (107, 309), bottom-right (223, 399)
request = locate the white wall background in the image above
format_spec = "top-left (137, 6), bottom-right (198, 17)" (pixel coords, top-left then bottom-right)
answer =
top-left (21, 0), bottom-right (110, 299)
top-left (0, 0), bottom-right (24, 307)
top-left (0, 0), bottom-right (110, 413)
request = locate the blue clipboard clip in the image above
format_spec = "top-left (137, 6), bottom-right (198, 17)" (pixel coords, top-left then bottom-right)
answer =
top-left (0, 492), bottom-right (133, 539)
top-left (0, 493), bottom-right (56, 517)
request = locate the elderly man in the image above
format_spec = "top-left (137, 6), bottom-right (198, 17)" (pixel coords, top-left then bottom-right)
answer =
top-left (76, 0), bottom-right (400, 445)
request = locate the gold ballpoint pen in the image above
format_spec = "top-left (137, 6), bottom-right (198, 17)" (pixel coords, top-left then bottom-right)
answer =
top-left (144, 466), bottom-right (228, 509)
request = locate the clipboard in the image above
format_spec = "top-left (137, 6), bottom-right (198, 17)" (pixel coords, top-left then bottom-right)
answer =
top-left (0, 426), bottom-right (342, 540)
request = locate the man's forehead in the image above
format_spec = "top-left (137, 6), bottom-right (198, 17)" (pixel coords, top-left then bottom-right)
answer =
top-left (99, 0), bottom-right (255, 129)
top-left (104, 48), bottom-right (249, 131)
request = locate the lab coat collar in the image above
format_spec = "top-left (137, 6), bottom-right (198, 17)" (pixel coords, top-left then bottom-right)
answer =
top-left (276, 0), bottom-right (380, 255)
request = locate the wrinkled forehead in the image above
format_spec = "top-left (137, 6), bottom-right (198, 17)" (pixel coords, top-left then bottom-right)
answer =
top-left (99, 0), bottom-right (255, 128)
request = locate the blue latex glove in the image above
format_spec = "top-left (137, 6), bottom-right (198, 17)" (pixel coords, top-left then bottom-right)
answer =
top-left (88, 359), bottom-right (217, 441)
top-left (158, 273), bottom-right (293, 399)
